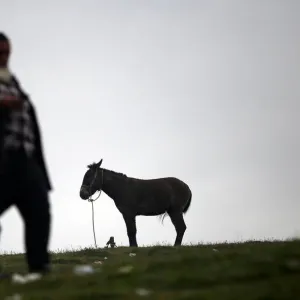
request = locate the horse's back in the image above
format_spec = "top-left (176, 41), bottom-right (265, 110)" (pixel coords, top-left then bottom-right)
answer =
top-left (132, 176), bottom-right (189, 196)
top-left (146, 176), bottom-right (191, 200)
top-left (130, 176), bottom-right (191, 215)
top-left (167, 177), bottom-right (191, 196)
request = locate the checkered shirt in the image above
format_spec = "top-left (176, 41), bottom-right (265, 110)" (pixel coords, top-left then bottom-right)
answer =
top-left (4, 100), bottom-right (35, 155)
top-left (0, 79), bottom-right (35, 156)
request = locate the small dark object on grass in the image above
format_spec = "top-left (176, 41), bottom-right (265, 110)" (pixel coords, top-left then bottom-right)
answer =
top-left (105, 236), bottom-right (116, 248)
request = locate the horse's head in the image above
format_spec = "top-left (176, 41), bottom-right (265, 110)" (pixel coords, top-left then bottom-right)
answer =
top-left (79, 159), bottom-right (103, 200)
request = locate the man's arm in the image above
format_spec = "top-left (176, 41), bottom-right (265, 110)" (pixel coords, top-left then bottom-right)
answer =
top-left (30, 103), bottom-right (52, 191)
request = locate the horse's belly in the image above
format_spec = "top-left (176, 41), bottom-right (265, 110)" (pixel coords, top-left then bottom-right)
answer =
top-left (136, 196), bottom-right (168, 216)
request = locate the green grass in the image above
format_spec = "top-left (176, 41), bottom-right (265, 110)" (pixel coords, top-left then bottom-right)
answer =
top-left (1, 240), bottom-right (300, 299)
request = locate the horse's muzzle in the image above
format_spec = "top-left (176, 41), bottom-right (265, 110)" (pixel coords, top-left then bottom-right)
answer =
top-left (80, 186), bottom-right (89, 200)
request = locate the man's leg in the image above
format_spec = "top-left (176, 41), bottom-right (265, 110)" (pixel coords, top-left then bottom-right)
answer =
top-left (0, 198), bottom-right (13, 240)
top-left (0, 200), bottom-right (12, 251)
top-left (15, 157), bottom-right (52, 274)
top-left (0, 159), bottom-right (18, 278)
top-left (0, 157), bottom-right (19, 241)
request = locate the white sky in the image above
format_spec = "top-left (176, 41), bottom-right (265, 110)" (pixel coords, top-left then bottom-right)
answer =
top-left (0, 0), bottom-right (299, 253)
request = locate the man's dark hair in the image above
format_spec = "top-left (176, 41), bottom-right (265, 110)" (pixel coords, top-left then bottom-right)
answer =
top-left (0, 32), bottom-right (9, 42)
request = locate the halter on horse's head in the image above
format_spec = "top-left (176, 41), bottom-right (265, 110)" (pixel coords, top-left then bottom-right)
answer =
top-left (79, 159), bottom-right (103, 201)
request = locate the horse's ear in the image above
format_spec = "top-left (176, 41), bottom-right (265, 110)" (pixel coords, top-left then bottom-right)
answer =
top-left (96, 159), bottom-right (103, 168)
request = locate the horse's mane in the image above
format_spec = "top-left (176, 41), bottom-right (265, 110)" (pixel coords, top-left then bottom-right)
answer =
top-left (88, 162), bottom-right (127, 178)
top-left (105, 168), bottom-right (127, 178)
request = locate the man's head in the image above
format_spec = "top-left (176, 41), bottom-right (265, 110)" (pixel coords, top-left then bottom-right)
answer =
top-left (0, 33), bottom-right (10, 68)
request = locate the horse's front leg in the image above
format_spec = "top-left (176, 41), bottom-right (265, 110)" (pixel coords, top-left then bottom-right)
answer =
top-left (122, 213), bottom-right (138, 247)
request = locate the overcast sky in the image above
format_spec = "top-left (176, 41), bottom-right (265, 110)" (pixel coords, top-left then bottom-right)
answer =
top-left (0, 0), bottom-right (299, 253)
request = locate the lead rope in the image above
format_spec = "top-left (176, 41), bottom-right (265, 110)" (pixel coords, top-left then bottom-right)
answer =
top-left (87, 169), bottom-right (103, 248)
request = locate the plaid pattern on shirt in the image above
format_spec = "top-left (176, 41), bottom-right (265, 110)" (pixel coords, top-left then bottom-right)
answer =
top-left (0, 78), bottom-right (35, 156)
top-left (4, 100), bottom-right (35, 155)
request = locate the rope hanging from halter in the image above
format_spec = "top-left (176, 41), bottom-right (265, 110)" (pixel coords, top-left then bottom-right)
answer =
top-left (87, 168), bottom-right (103, 248)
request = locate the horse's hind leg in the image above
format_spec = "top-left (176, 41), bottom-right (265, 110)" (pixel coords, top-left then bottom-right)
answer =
top-left (168, 212), bottom-right (186, 246)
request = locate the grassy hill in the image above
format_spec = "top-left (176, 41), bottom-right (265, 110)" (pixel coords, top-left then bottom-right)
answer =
top-left (0, 240), bottom-right (300, 299)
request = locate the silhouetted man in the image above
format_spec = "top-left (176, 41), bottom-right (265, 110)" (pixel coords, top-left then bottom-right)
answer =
top-left (0, 32), bottom-right (52, 275)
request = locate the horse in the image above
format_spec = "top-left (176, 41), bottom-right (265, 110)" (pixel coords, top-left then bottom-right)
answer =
top-left (79, 159), bottom-right (192, 247)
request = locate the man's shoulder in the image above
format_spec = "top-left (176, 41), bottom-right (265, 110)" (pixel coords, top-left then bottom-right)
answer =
top-left (10, 74), bottom-right (31, 99)
top-left (9, 74), bottom-right (37, 112)
top-left (10, 74), bottom-right (21, 87)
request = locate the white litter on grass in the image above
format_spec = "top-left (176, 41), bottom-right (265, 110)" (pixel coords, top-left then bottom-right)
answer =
top-left (26, 273), bottom-right (43, 282)
top-left (135, 288), bottom-right (151, 296)
top-left (93, 261), bottom-right (103, 264)
top-left (12, 273), bottom-right (42, 284)
top-left (118, 265), bottom-right (133, 274)
top-left (73, 265), bottom-right (94, 275)
top-left (104, 257), bottom-right (108, 260)
top-left (129, 253), bottom-right (136, 257)
top-left (12, 274), bottom-right (26, 284)
top-left (4, 293), bottom-right (22, 300)
top-left (212, 248), bottom-right (219, 252)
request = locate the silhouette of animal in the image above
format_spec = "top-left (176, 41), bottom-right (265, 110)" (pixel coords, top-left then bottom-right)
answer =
top-left (79, 159), bottom-right (192, 247)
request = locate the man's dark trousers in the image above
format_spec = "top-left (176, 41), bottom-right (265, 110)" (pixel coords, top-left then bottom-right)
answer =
top-left (0, 149), bottom-right (51, 273)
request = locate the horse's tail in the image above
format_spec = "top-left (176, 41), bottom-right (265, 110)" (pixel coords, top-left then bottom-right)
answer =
top-left (183, 189), bottom-right (192, 214)
top-left (158, 188), bottom-right (192, 224)
top-left (158, 212), bottom-right (168, 224)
